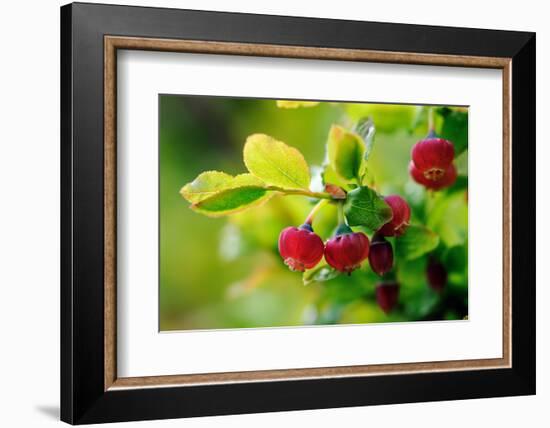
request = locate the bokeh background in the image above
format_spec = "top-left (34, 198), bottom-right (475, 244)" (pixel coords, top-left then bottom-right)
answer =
top-left (159, 95), bottom-right (468, 331)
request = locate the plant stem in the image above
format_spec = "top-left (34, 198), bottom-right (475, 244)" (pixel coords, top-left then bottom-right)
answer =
top-left (337, 201), bottom-right (346, 225)
top-left (305, 199), bottom-right (329, 225)
top-left (265, 186), bottom-right (332, 200)
top-left (428, 107), bottom-right (435, 133)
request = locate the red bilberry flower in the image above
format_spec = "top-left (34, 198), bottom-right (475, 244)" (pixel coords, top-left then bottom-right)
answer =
top-left (409, 161), bottom-right (457, 190)
top-left (427, 258), bottom-right (448, 293)
top-left (324, 225), bottom-right (370, 274)
top-left (376, 282), bottom-right (400, 314)
top-left (411, 137), bottom-right (455, 181)
top-left (278, 224), bottom-right (324, 272)
top-left (378, 195), bottom-right (411, 237)
top-left (368, 234), bottom-right (393, 276)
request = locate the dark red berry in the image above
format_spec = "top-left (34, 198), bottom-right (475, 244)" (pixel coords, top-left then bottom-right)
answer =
top-left (409, 161), bottom-right (457, 190)
top-left (378, 195), bottom-right (410, 237)
top-left (324, 226), bottom-right (370, 273)
top-left (278, 224), bottom-right (324, 272)
top-left (427, 258), bottom-right (447, 292)
top-left (411, 137), bottom-right (454, 181)
top-left (368, 234), bottom-right (393, 276)
top-left (376, 282), bottom-right (400, 314)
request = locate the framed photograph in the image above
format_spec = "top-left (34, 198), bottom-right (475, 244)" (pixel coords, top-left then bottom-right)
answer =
top-left (60, 2), bottom-right (535, 424)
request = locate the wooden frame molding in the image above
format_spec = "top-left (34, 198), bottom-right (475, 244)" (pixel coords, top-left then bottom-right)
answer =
top-left (104, 35), bottom-right (512, 391)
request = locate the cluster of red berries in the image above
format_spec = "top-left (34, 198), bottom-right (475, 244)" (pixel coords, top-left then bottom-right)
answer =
top-left (409, 132), bottom-right (457, 190)
top-left (278, 195), bottom-right (411, 313)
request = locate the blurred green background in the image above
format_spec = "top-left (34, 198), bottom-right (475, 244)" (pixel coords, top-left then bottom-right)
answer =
top-left (159, 95), bottom-right (468, 331)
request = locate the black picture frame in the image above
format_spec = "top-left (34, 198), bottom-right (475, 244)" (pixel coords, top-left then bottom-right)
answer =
top-left (61, 2), bottom-right (535, 424)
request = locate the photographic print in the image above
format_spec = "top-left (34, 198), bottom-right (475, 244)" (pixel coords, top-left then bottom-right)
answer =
top-left (160, 95), bottom-right (468, 331)
top-left (62, 7), bottom-right (534, 422)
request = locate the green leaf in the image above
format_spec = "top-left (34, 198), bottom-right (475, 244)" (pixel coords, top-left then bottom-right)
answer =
top-left (427, 192), bottom-right (468, 246)
top-left (354, 118), bottom-right (376, 162)
top-left (180, 171), bottom-right (232, 203)
top-left (191, 186), bottom-right (271, 217)
top-left (327, 125), bottom-right (365, 182)
top-left (243, 134), bottom-right (311, 190)
top-left (442, 245), bottom-right (467, 274)
top-left (454, 149), bottom-right (468, 176)
top-left (436, 107), bottom-right (468, 155)
top-left (303, 262), bottom-right (340, 285)
top-left (276, 100), bottom-right (320, 109)
top-left (409, 106), bottom-right (429, 135)
top-left (180, 171), bottom-right (264, 203)
top-left (343, 186), bottom-right (392, 230)
top-left (321, 164), bottom-right (351, 191)
top-left (395, 225), bottom-right (440, 260)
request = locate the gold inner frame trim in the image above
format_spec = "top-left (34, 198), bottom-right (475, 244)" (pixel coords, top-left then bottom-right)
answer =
top-left (104, 35), bottom-right (512, 391)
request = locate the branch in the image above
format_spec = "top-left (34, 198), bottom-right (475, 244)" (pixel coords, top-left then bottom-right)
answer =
top-left (265, 186), bottom-right (333, 200)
